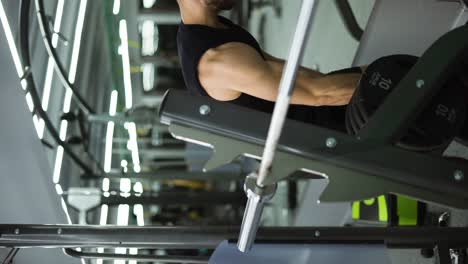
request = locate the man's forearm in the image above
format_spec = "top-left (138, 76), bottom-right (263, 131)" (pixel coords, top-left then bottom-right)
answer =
top-left (266, 59), bottom-right (359, 106)
top-left (311, 73), bottom-right (360, 106)
top-left (264, 54), bottom-right (324, 78)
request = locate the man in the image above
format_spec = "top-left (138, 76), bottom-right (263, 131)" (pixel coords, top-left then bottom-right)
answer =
top-left (176, 0), bottom-right (363, 125)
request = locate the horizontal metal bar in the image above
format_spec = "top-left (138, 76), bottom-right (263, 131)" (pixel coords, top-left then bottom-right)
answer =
top-left (142, 161), bottom-right (186, 169)
top-left (138, 9), bottom-right (181, 24)
top-left (1, 225), bottom-right (468, 249)
top-left (87, 114), bottom-right (133, 123)
top-left (109, 137), bottom-right (181, 146)
top-left (64, 249), bottom-right (209, 263)
top-left (87, 114), bottom-right (168, 131)
top-left (84, 170), bottom-right (243, 181)
top-left (139, 55), bottom-right (179, 67)
top-left (114, 148), bottom-right (186, 160)
top-left (100, 191), bottom-right (246, 206)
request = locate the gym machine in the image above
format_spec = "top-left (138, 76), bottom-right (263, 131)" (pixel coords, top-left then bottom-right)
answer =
top-left (2, 0), bottom-right (468, 264)
top-left (159, 0), bottom-right (468, 256)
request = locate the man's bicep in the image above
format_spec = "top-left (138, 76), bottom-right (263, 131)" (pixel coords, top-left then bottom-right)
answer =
top-left (262, 51), bottom-right (284, 63)
top-left (199, 43), bottom-right (280, 102)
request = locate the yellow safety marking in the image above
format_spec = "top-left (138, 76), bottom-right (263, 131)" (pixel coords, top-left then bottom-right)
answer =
top-left (352, 201), bottom-right (360, 219)
top-left (378, 195), bottom-right (388, 222)
top-left (363, 198), bottom-right (375, 206)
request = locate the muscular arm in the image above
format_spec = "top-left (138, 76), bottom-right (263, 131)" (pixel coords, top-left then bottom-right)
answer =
top-left (198, 42), bottom-right (360, 106)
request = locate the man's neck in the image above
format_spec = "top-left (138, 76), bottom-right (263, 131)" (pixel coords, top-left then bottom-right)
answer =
top-left (178, 3), bottom-right (221, 27)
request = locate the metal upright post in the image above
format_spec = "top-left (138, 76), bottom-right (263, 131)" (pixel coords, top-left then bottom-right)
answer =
top-left (237, 0), bottom-right (318, 253)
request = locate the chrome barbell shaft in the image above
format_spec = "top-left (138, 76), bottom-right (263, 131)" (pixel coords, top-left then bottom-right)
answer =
top-left (237, 174), bottom-right (277, 253)
top-left (238, 0), bottom-right (318, 253)
top-left (257, 0), bottom-right (317, 186)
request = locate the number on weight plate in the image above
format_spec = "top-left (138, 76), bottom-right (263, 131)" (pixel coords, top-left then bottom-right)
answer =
top-left (436, 104), bottom-right (457, 123)
top-left (370, 72), bottom-right (392, 90)
top-left (378, 78), bottom-right (392, 90)
top-left (436, 104), bottom-right (449, 117)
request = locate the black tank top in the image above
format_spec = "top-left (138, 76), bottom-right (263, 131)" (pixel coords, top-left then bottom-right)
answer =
top-left (177, 16), bottom-right (349, 128)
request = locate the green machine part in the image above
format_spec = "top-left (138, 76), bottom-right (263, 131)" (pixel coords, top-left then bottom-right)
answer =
top-left (395, 196), bottom-right (420, 226)
top-left (352, 195), bottom-right (388, 223)
top-left (352, 195), bottom-right (421, 226)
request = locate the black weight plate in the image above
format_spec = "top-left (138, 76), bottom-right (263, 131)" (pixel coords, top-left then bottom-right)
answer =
top-left (346, 54), bottom-right (466, 152)
top-left (345, 97), bottom-right (360, 134)
top-left (359, 55), bottom-right (419, 117)
top-left (354, 91), bottom-right (369, 123)
top-left (345, 103), bottom-right (355, 134)
top-left (351, 93), bottom-right (366, 128)
top-left (411, 77), bottom-right (467, 145)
